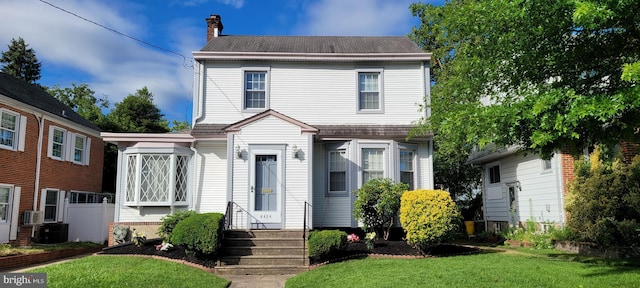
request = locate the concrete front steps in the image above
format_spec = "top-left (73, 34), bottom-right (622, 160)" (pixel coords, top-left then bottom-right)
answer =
top-left (215, 229), bottom-right (309, 275)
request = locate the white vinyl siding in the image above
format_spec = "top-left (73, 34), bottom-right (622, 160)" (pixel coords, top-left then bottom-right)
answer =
top-left (242, 67), bottom-right (270, 111)
top-left (483, 153), bottom-right (565, 224)
top-left (194, 141), bottom-right (228, 213)
top-left (202, 62), bottom-right (423, 125)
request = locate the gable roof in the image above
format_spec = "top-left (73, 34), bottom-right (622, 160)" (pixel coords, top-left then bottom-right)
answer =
top-left (223, 109), bottom-right (318, 133)
top-left (0, 73), bottom-right (100, 131)
top-left (194, 36), bottom-right (431, 62)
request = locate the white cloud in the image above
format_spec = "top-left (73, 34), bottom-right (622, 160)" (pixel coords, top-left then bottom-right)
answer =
top-left (0, 0), bottom-right (196, 122)
top-left (178, 0), bottom-right (244, 9)
top-left (294, 0), bottom-right (417, 36)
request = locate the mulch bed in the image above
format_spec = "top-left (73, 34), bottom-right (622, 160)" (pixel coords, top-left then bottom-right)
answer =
top-left (100, 238), bottom-right (479, 269)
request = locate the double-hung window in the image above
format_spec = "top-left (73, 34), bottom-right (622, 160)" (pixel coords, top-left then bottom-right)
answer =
top-left (50, 127), bottom-right (66, 160)
top-left (357, 69), bottom-right (383, 112)
top-left (243, 68), bottom-right (270, 110)
top-left (73, 135), bottom-right (87, 164)
top-left (488, 164), bottom-right (501, 184)
top-left (541, 159), bottom-right (552, 173)
top-left (124, 150), bottom-right (191, 206)
top-left (362, 148), bottom-right (385, 184)
top-left (399, 150), bottom-right (415, 190)
top-left (328, 150), bottom-right (347, 194)
top-left (0, 109), bottom-right (22, 151)
top-left (44, 190), bottom-right (58, 222)
top-left (48, 127), bottom-right (91, 165)
top-left (0, 186), bottom-right (10, 223)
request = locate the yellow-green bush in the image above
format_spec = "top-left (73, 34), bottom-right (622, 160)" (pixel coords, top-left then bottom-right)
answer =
top-left (400, 189), bottom-right (461, 253)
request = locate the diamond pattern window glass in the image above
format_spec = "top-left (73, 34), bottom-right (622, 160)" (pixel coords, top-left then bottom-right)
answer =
top-left (124, 153), bottom-right (189, 206)
top-left (175, 155), bottom-right (188, 202)
top-left (140, 155), bottom-right (170, 202)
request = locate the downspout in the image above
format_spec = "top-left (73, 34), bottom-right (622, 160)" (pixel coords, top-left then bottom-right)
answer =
top-left (189, 141), bottom-right (198, 212)
top-left (193, 60), bottom-right (205, 125)
top-left (32, 113), bottom-right (45, 237)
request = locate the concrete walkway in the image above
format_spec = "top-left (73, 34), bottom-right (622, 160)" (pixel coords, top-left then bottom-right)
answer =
top-left (224, 275), bottom-right (295, 288)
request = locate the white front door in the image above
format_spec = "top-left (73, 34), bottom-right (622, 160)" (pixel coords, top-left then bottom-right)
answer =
top-left (249, 149), bottom-right (282, 227)
top-left (0, 186), bottom-right (12, 243)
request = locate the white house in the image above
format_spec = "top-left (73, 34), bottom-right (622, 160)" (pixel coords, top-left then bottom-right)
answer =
top-left (102, 15), bottom-right (433, 238)
top-left (467, 146), bottom-right (577, 232)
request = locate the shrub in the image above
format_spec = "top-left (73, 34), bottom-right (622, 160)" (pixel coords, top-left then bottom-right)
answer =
top-left (353, 178), bottom-right (409, 240)
top-left (400, 189), bottom-right (461, 253)
top-left (158, 210), bottom-right (196, 241)
top-left (171, 213), bottom-right (224, 256)
top-left (308, 230), bottom-right (347, 260)
top-left (566, 147), bottom-right (640, 247)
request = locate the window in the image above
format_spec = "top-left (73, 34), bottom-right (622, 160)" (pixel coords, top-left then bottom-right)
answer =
top-left (125, 152), bottom-right (190, 206)
top-left (44, 190), bottom-right (58, 222)
top-left (49, 127), bottom-right (65, 160)
top-left (0, 186), bottom-right (10, 223)
top-left (362, 148), bottom-right (385, 184)
top-left (328, 150), bottom-right (347, 193)
top-left (73, 135), bottom-right (86, 164)
top-left (488, 164), bottom-right (501, 184)
top-left (0, 111), bottom-right (17, 150)
top-left (400, 150), bottom-right (415, 190)
top-left (542, 159), bottom-right (552, 172)
top-left (244, 71), bottom-right (268, 110)
top-left (357, 70), bottom-right (383, 112)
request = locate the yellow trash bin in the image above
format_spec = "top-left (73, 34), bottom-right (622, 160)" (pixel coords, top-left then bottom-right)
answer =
top-left (464, 221), bottom-right (475, 236)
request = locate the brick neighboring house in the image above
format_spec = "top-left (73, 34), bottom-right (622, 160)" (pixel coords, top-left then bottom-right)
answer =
top-left (0, 72), bottom-right (103, 246)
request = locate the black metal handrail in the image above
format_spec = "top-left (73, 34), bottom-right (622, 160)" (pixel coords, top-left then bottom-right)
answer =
top-left (303, 201), bottom-right (311, 265)
top-left (224, 201), bottom-right (267, 230)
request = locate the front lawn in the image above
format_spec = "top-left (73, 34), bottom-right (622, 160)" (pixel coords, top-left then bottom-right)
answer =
top-left (28, 255), bottom-right (229, 288)
top-left (287, 249), bottom-right (640, 288)
top-left (0, 242), bottom-right (103, 257)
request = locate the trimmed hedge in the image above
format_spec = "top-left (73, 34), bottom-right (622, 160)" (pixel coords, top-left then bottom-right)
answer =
top-left (400, 189), bottom-right (461, 253)
top-left (308, 230), bottom-right (347, 260)
top-left (171, 212), bottom-right (224, 256)
top-left (157, 210), bottom-right (197, 241)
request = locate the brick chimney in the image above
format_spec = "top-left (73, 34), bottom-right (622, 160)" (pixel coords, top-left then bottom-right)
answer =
top-left (206, 14), bottom-right (223, 42)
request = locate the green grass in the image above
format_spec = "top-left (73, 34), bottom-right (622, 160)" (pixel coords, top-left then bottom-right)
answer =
top-left (287, 249), bottom-right (640, 288)
top-left (0, 242), bottom-right (103, 257)
top-left (28, 255), bottom-right (229, 288)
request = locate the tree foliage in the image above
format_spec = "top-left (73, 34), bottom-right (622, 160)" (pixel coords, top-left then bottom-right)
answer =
top-left (410, 0), bottom-right (640, 158)
top-left (106, 87), bottom-right (169, 133)
top-left (48, 83), bottom-right (109, 128)
top-left (353, 178), bottom-right (409, 240)
top-left (0, 37), bottom-right (41, 84)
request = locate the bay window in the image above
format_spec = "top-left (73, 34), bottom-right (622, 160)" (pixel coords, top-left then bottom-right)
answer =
top-left (124, 151), bottom-right (190, 206)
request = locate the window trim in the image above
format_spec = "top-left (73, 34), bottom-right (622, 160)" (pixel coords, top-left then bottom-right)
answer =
top-left (0, 184), bottom-right (12, 224)
top-left (123, 148), bottom-right (191, 207)
top-left (541, 158), bottom-right (553, 174)
top-left (242, 67), bottom-right (271, 112)
top-left (356, 68), bottom-right (384, 114)
top-left (48, 126), bottom-right (66, 161)
top-left (325, 142), bottom-right (350, 197)
top-left (360, 143), bottom-right (389, 186)
top-left (72, 134), bottom-right (87, 165)
top-left (41, 189), bottom-right (64, 223)
top-left (0, 109), bottom-right (19, 151)
top-left (398, 145), bottom-right (416, 190)
top-left (487, 162), bottom-right (501, 184)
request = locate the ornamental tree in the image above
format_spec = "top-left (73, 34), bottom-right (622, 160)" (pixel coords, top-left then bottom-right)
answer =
top-left (353, 178), bottom-right (409, 240)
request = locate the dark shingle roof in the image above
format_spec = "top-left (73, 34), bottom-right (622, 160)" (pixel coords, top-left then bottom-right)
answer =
top-left (0, 73), bottom-right (100, 131)
top-left (200, 36), bottom-right (423, 54)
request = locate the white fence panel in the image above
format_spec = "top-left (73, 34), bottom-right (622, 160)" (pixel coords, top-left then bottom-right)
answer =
top-left (64, 198), bottom-right (115, 243)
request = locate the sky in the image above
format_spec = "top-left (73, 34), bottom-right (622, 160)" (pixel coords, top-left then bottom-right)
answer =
top-left (0, 0), bottom-right (440, 124)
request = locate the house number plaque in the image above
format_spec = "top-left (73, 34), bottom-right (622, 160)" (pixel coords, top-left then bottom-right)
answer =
top-left (261, 188), bottom-right (273, 193)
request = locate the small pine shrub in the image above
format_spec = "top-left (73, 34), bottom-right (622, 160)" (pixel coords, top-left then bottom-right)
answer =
top-left (158, 210), bottom-right (196, 241)
top-left (171, 212), bottom-right (224, 256)
top-left (400, 189), bottom-right (461, 253)
top-left (308, 230), bottom-right (347, 260)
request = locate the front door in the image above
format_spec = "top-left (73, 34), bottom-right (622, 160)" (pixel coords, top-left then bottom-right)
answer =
top-left (508, 185), bottom-right (518, 226)
top-left (250, 152), bottom-right (282, 227)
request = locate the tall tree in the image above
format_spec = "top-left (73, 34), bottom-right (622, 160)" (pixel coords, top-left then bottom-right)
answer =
top-left (0, 37), bottom-right (41, 83)
top-left (107, 87), bottom-right (169, 133)
top-left (48, 83), bottom-right (109, 128)
top-left (410, 0), bottom-right (640, 158)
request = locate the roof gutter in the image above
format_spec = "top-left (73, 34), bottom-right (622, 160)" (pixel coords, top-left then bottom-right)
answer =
top-left (192, 51), bottom-right (432, 62)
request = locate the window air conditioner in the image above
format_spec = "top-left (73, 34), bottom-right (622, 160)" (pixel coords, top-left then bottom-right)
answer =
top-left (22, 211), bottom-right (44, 226)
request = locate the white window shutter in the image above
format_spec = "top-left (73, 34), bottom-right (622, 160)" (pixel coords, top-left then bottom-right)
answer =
top-left (57, 190), bottom-right (65, 222)
top-left (47, 128), bottom-right (54, 158)
top-left (85, 137), bottom-right (91, 165)
top-left (66, 133), bottom-right (75, 162)
top-left (18, 116), bottom-right (26, 151)
top-left (10, 187), bottom-right (21, 240)
top-left (40, 189), bottom-right (47, 212)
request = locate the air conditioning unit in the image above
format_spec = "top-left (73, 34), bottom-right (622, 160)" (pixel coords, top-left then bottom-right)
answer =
top-left (22, 211), bottom-right (44, 226)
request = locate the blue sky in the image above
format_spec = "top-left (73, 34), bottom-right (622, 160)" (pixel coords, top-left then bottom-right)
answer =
top-left (0, 0), bottom-right (439, 124)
